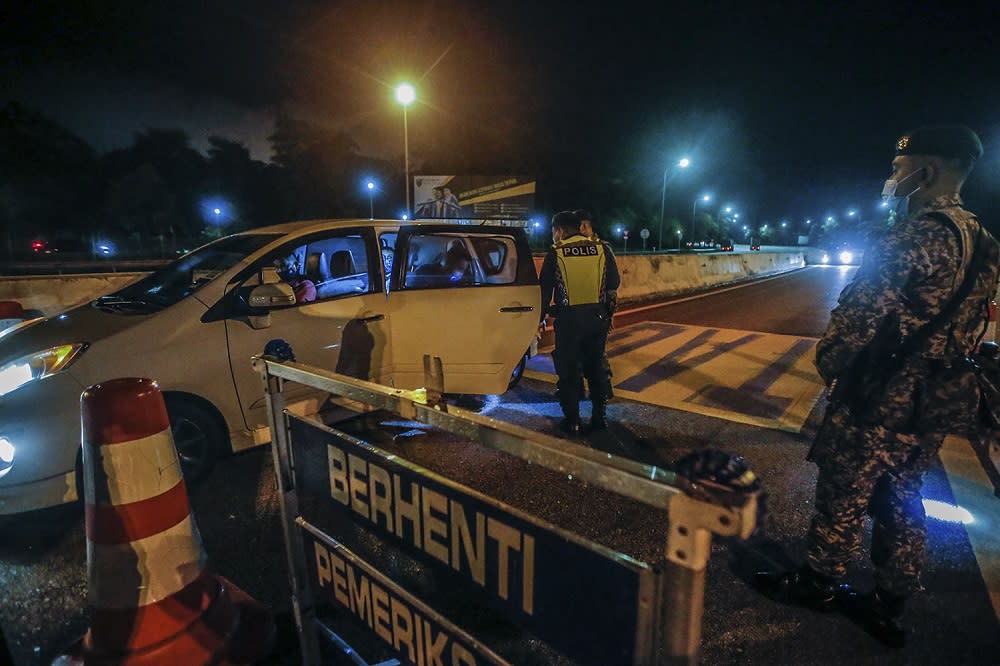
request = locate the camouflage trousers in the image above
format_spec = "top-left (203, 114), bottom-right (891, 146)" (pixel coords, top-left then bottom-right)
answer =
top-left (806, 405), bottom-right (944, 596)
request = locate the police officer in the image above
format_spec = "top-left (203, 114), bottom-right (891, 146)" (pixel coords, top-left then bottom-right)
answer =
top-left (757, 126), bottom-right (1000, 647)
top-left (540, 210), bottom-right (620, 435)
top-left (575, 209), bottom-right (616, 400)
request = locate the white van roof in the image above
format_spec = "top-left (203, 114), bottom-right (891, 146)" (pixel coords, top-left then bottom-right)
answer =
top-left (242, 218), bottom-right (526, 237)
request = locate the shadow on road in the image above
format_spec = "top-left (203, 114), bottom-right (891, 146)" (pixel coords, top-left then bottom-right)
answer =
top-left (0, 503), bottom-right (83, 564)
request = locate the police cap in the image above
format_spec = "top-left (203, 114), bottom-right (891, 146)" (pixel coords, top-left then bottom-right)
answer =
top-left (895, 125), bottom-right (983, 161)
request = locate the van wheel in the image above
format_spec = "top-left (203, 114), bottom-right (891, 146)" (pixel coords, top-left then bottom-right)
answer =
top-left (507, 351), bottom-right (528, 390)
top-left (164, 396), bottom-right (226, 484)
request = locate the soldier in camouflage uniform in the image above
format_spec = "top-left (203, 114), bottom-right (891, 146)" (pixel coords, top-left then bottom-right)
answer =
top-left (757, 126), bottom-right (1000, 648)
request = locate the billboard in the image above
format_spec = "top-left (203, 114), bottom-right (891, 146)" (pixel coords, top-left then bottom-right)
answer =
top-left (413, 175), bottom-right (535, 221)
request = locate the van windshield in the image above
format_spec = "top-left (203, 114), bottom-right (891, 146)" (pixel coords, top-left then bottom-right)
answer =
top-left (96, 233), bottom-right (281, 311)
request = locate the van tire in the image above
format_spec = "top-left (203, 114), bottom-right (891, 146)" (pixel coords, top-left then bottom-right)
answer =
top-left (507, 351), bottom-right (528, 390)
top-left (163, 395), bottom-right (227, 485)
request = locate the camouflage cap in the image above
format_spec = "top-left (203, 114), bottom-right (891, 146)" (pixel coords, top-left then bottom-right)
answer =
top-left (895, 125), bottom-right (983, 161)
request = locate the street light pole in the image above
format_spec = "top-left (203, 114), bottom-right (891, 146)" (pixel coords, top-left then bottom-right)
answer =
top-left (692, 194), bottom-right (710, 246)
top-left (658, 169), bottom-right (669, 250)
top-left (658, 157), bottom-right (690, 251)
top-left (367, 181), bottom-right (375, 219)
top-left (395, 83), bottom-right (416, 218)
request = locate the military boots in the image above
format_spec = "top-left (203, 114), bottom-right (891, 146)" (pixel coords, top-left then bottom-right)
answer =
top-left (754, 565), bottom-right (849, 612)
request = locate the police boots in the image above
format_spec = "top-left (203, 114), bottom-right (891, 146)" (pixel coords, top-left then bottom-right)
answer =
top-left (590, 402), bottom-right (608, 431)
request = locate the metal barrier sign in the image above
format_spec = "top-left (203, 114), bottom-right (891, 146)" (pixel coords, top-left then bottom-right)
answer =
top-left (253, 355), bottom-right (760, 666)
top-left (290, 416), bottom-right (655, 665)
top-left (302, 521), bottom-right (507, 666)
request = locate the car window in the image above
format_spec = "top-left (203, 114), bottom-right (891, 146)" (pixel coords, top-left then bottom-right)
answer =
top-left (402, 234), bottom-right (477, 289)
top-left (257, 231), bottom-right (372, 305)
top-left (106, 232), bottom-right (280, 309)
top-left (468, 236), bottom-right (518, 284)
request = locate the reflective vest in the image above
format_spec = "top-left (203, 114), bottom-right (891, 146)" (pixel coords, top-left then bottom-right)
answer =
top-left (554, 235), bottom-right (606, 306)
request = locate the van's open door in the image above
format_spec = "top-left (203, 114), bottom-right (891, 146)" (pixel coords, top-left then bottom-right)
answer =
top-left (388, 225), bottom-right (539, 394)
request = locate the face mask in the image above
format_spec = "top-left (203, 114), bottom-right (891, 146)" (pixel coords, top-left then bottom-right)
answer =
top-left (881, 168), bottom-right (924, 218)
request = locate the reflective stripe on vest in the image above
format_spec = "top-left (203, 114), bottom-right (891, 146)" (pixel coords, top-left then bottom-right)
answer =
top-left (554, 235), bottom-right (605, 305)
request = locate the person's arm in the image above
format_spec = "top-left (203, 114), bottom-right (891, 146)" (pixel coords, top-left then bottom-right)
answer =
top-left (294, 279), bottom-right (317, 303)
top-left (603, 243), bottom-right (621, 292)
top-left (814, 223), bottom-right (931, 386)
top-left (539, 249), bottom-right (557, 322)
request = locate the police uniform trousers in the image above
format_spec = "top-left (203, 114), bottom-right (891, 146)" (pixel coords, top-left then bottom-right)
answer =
top-left (553, 304), bottom-right (611, 421)
top-left (806, 406), bottom-right (944, 596)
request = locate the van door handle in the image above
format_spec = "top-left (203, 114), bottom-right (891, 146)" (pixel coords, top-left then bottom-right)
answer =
top-left (359, 313), bottom-right (385, 323)
top-left (499, 306), bottom-right (535, 313)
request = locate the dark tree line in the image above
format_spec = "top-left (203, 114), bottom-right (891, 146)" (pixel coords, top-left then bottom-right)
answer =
top-left (1, 100), bottom-right (780, 260)
top-left (0, 102), bottom-right (400, 259)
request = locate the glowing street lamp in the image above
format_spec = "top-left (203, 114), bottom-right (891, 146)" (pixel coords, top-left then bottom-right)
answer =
top-left (658, 157), bottom-right (691, 250)
top-left (395, 83), bottom-right (416, 216)
top-left (676, 229), bottom-right (682, 251)
top-left (366, 180), bottom-right (376, 219)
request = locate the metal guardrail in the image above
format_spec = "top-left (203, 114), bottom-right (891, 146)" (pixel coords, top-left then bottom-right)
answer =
top-left (254, 354), bottom-right (760, 665)
top-left (0, 259), bottom-right (169, 276)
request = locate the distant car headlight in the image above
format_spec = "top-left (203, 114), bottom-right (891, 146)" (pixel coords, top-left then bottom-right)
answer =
top-left (839, 251), bottom-right (853, 264)
top-left (0, 343), bottom-right (88, 397)
top-left (821, 253), bottom-right (830, 264)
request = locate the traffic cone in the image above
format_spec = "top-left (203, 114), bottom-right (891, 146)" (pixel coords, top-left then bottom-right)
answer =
top-left (55, 378), bottom-right (274, 665)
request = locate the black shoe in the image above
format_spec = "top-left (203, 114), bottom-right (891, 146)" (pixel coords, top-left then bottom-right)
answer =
top-left (590, 404), bottom-right (608, 431)
top-left (558, 418), bottom-right (582, 436)
top-left (754, 567), bottom-right (850, 612)
top-left (841, 587), bottom-right (906, 648)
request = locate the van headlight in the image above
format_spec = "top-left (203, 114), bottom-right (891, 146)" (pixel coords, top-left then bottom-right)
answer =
top-left (0, 343), bottom-right (88, 397)
top-left (0, 435), bottom-right (14, 478)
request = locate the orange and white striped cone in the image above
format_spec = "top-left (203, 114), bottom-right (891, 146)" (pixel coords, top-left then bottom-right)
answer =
top-left (55, 378), bottom-right (274, 665)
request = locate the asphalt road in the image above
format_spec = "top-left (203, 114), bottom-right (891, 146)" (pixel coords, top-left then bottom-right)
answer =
top-left (615, 264), bottom-right (856, 337)
top-left (2, 266), bottom-right (999, 665)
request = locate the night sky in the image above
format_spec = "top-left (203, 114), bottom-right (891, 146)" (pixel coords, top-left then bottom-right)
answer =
top-left (4, 0), bottom-right (1000, 229)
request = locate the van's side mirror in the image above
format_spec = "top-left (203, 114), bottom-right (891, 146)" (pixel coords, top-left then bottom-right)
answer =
top-left (249, 282), bottom-right (296, 309)
top-left (258, 266), bottom-right (282, 286)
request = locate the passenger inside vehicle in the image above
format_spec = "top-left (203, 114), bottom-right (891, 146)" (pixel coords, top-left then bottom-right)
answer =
top-left (413, 240), bottom-right (473, 283)
top-left (275, 250), bottom-right (316, 303)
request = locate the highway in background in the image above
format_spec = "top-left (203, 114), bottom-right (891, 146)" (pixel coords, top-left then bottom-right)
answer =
top-left (2, 265), bottom-right (998, 665)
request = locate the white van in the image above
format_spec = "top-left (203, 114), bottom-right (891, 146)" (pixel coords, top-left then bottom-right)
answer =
top-left (0, 219), bottom-right (540, 515)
